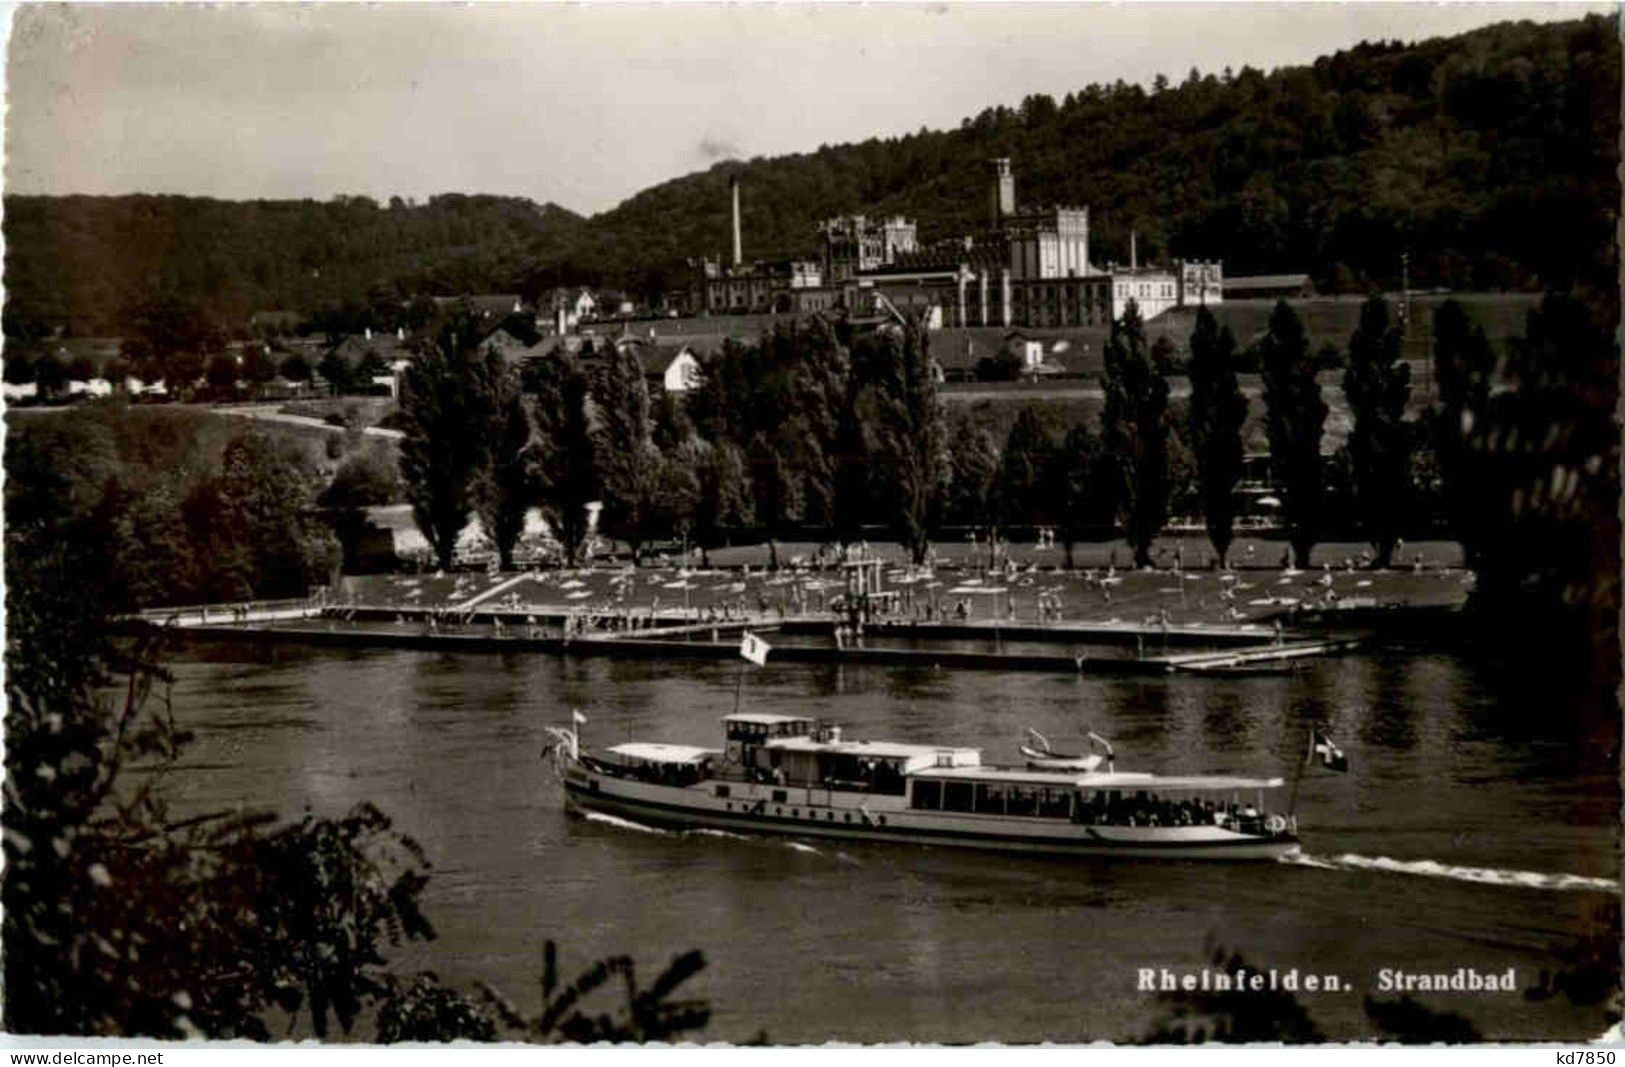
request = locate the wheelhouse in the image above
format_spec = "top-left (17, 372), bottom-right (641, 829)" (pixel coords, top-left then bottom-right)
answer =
top-left (761, 737), bottom-right (979, 795)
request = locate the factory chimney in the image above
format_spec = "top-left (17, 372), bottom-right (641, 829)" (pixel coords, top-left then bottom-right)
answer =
top-left (989, 158), bottom-right (1015, 227)
top-left (730, 175), bottom-right (743, 269)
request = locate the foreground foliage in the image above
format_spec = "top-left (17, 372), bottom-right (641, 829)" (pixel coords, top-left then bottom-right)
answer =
top-left (4, 410), bottom-right (711, 1040)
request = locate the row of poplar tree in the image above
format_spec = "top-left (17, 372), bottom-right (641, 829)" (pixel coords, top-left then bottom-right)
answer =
top-left (395, 292), bottom-right (1614, 604)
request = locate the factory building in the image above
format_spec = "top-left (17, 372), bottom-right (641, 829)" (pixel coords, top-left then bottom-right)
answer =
top-left (683, 159), bottom-right (1223, 329)
top-left (847, 158), bottom-right (1223, 329)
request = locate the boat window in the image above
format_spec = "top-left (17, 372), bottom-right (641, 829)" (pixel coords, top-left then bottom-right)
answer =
top-left (975, 783), bottom-right (1005, 815)
top-left (911, 780), bottom-right (942, 810)
top-left (715, 785), bottom-right (731, 798)
top-left (1006, 786), bottom-right (1038, 817)
top-left (941, 781), bottom-right (974, 813)
top-left (772, 789), bottom-right (787, 803)
top-left (1037, 788), bottom-right (1071, 819)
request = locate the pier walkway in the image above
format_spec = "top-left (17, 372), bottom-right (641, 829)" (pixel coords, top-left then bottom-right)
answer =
top-left (123, 598), bottom-right (1377, 678)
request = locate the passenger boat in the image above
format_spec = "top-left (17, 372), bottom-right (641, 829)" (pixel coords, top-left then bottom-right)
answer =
top-left (548, 713), bottom-right (1300, 861)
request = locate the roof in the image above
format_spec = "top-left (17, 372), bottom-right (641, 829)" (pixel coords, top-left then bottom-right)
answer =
top-left (605, 743), bottom-right (717, 765)
top-left (479, 327), bottom-right (531, 351)
top-left (639, 342), bottom-right (697, 377)
top-left (250, 310), bottom-right (304, 331)
top-left (764, 737), bottom-right (979, 762)
top-left (929, 326), bottom-right (1109, 372)
top-left (1222, 274), bottom-right (1312, 292)
top-left (721, 713), bottom-right (816, 726)
top-left (911, 766), bottom-right (1287, 790)
top-left (433, 293), bottom-right (526, 318)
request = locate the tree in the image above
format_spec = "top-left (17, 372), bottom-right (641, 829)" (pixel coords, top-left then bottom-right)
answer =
top-left (1429, 300), bottom-right (1496, 567)
top-left (975, 347), bottom-right (1024, 382)
top-left (319, 448), bottom-right (403, 572)
top-left (995, 407), bottom-right (1053, 543)
top-left (946, 424), bottom-right (1001, 533)
top-left (122, 297), bottom-right (224, 388)
top-left (1462, 294), bottom-right (1620, 688)
top-left (3, 436), bottom-right (432, 1038)
top-left (1045, 425), bottom-right (1106, 569)
top-left (67, 354), bottom-right (97, 382)
top-left (241, 346), bottom-right (279, 389)
top-left (317, 347), bottom-right (356, 397)
top-left (397, 314), bottom-right (502, 569)
top-left (1186, 307), bottom-right (1248, 566)
top-left (523, 353), bottom-right (598, 567)
top-left (4, 352), bottom-right (37, 385)
top-left (692, 439), bottom-right (754, 567)
top-left (655, 440), bottom-right (704, 557)
top-left (34, 355), bottom-right (69, 398)
top-left (592, 348), bottom-right (664, 566)
top-left (196, 433), bottom-right (340, 601)
top-left (1259, 300), bottom-right (1327, 568)
top-left (1101, 302), bottom-right (1172, 567)
top-left (475, 370), bottom-right (534, 571)
top-left (280, 354), bottom-right (312, 384)
top-left (1343, 295), bottom-right (1413, 567)
top-left (206, 352), bottom-right (239, 395)
top-left (4, 427), bottom-right (712, 1041)
top-left (746, 433), bottom-right (804, 572)
top-left (783, 324), bottom-right (846, 538)
top-left (869, 323), bottom-right (946, 565)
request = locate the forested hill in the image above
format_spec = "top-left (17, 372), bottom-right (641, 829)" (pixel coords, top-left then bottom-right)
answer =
top-left (583, 14), bottom-right (1618, 298)
top-left (4, 14), bottom-right (1616, 337)
top-left (2, 194), bottom-right (587, 337)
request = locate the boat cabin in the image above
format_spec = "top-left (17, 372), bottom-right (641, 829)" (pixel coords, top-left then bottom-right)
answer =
top-left (761, 737), bottom-right (980, 795)
top-left (906, 767), bottom-right (1285, 828)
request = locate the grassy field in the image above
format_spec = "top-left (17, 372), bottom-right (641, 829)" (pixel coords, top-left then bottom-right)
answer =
top-left (937, 290), bottom-right (1543, 379)
top-left (6, 400), bottom-right (383, 481)
top-left (938, 291), bottom-right (1548, 450)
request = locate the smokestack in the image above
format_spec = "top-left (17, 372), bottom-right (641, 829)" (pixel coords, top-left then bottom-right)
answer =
top-left (730, 175), bottom-right (742, 268)
top-left (989, 158), bottom-right (1015, 227)
top-left (1130, 231), bottom-right (1137, 272)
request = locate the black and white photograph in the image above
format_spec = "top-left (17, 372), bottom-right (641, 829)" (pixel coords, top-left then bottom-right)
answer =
top-left (1, 1), bottom-right (1619, 1049)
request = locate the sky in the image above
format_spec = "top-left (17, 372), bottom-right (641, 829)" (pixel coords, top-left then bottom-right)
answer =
top-left (5, 2), bottom-right (1613, 217)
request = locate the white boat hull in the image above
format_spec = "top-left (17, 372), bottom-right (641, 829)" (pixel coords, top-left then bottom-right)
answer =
top-left (562, 767), bottom-right (1299, 862)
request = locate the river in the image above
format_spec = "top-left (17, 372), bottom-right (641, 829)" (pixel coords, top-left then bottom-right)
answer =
top-left (160, 642), bottom-right (1619, 1043)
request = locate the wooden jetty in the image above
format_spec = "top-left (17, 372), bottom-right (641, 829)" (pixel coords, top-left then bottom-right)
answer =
top-left (1159, 637), bottom-right (1368, 674)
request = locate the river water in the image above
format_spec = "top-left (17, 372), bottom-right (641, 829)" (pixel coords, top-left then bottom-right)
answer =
top-left (161, 642), bottom-right (1618, 1043)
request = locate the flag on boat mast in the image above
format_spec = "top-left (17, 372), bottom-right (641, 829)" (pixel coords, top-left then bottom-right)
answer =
top-left (570, 709), bottom-right (586, 758)
top-left (739, 631), bottom-right (771, 666)
top-left (1310, 728), bottom-right (1348, 773)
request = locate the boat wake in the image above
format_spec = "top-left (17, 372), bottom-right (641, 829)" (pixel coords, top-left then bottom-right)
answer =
top-left (581, 811), bottom-right (670, 835)
top-left (582, 815), bottom-right (837, 858)
top-left (1284, 851), bottom-right (1617, 894)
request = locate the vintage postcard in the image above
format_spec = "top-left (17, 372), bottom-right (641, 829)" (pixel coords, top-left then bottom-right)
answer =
top-left (2, 1), bottom-right (1618, 1050)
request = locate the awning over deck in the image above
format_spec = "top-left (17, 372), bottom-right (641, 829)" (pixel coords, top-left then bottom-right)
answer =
top-left (605, 743), bottom-right (718, 765)
top-left (911, 765), bottom-right (1285, 790)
